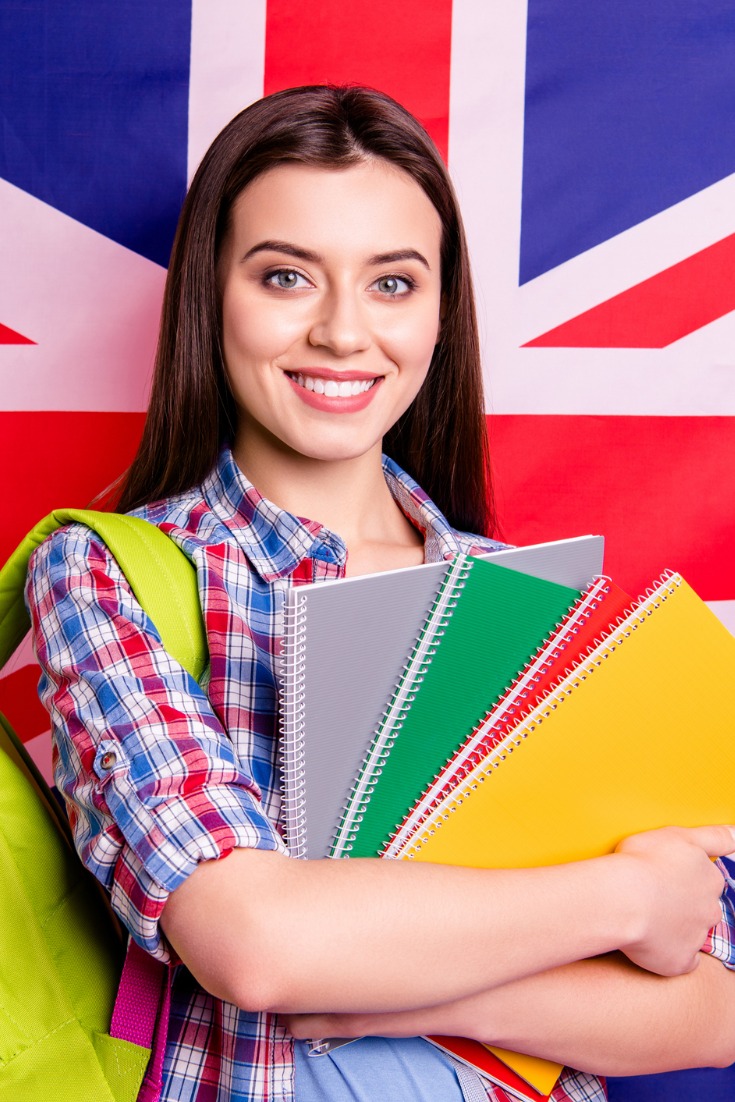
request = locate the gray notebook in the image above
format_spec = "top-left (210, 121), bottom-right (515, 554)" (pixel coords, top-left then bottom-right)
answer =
top-left (279, 535), bottom-right (604, 859)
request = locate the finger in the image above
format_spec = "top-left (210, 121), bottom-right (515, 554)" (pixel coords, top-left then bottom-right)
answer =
top-left (683, 824), bottom-right (735, 858)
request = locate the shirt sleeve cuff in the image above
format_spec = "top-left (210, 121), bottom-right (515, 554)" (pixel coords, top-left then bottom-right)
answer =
top-left (701, 857), bottom-right (735, 971)
top-left (103, 781), bottom-right (288, 961)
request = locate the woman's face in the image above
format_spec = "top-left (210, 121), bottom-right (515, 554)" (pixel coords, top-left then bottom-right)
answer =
top-left (218, 158), bottom-right (443, 471)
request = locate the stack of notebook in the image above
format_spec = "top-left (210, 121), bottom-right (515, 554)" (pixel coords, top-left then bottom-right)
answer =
top-left (280, 536), bottom-right (605, 863)
top-left (279, 536), bottom-right (735, 1102)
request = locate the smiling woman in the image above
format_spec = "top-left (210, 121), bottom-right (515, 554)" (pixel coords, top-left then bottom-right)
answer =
top-left (116, 85), bottom-right (491, 541)
top-left (24, 85), bottom-right (735, 1102)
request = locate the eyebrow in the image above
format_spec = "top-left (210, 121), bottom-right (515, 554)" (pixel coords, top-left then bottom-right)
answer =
top-left (241, 240), bottom-right (320, 264)
top-left (369, 249), bottom-right (431, 271)
top-left (241, 239), bottom-right (432, 271)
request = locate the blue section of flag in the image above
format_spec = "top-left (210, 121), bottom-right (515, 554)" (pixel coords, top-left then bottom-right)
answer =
top-left (0, 0), bottom-right (191, 268)
top-left (608, 1066), bottom-right (735, 1102)
top-left (520, 0), bottom-right (735, 284)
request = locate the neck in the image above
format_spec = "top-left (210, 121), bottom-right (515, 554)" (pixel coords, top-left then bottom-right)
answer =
top-left (231, 434), bottom-right (424, 575)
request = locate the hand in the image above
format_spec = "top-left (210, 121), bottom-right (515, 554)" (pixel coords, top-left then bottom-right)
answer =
top-left (614, 824), bottom-right (734, 977)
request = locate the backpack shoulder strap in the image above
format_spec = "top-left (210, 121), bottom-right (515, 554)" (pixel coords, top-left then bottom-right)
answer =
top-left (0, 509), bottom-right (207, 682)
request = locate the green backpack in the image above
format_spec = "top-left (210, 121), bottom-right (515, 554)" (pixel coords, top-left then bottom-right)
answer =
top-left (0, 510), bottom-right (207, 1102)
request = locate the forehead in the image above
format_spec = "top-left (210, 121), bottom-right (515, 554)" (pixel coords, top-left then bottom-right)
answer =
top-left (227, 160), bottom-right (442, 260)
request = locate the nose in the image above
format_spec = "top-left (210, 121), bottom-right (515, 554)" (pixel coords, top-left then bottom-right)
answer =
top-left (308, 285), bottom-right (371, 357)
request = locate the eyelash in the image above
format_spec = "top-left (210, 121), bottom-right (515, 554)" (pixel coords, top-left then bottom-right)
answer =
top-left (262, 268), bottom-right (417, 297)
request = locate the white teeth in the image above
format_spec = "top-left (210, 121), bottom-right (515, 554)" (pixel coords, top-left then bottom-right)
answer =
top-left (290, 373), bottom-right (376, 397)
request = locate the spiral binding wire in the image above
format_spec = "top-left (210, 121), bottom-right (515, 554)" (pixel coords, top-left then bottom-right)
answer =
top-left (279, 590), bottom-right (310, 859)
top-left (329, 553), bottom-right (474, 858)
top-left (400, 571), bottom-right (682, 859)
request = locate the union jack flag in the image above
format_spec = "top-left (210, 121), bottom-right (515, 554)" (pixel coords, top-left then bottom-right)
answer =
top-left (1, 7), bottom-right (733, 1096)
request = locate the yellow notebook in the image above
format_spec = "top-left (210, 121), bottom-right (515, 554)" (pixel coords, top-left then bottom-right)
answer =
top-left (398, 573), bottom-right (735, 1088)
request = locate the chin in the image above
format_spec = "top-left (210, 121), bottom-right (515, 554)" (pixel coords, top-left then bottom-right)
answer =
top-left (286, 429), bottom-right (385, 465)
top-left (300, 443), bottom-right (381, 464)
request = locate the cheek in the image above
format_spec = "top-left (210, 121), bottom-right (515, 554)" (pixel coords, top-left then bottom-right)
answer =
top-left (221, 291), bottom-right (305, 364)
top-left (384, 302), bottom-right (442, 374)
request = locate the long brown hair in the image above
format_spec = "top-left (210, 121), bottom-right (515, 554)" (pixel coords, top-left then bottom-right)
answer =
top-left (118, 85), bottom-right (496, 536)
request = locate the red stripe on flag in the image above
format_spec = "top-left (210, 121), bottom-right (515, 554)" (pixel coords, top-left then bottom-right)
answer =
top-left (524, 233), bottom-right (735, 348)
top-left (488, 414), bottom-right (735, 601)
top-left (0, 411), bottom-right (145, 566)
top-left (264, 0), bottom-right (453, 160)
top-left (0, 322), bottom-right (35, 345)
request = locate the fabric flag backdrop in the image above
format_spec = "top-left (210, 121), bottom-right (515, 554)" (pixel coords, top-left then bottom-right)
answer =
top-left (1, 4), bottom-right (734, 1097)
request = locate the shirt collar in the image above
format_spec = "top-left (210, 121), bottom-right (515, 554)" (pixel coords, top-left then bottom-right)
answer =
top-left (202, 447), bottom-right (465, 581)
top-left (380, 455), bottom-right (465, 564)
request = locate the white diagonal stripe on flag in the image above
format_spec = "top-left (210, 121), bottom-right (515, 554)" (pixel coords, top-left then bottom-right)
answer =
top-left (0, 179), bottom-right (164, 412)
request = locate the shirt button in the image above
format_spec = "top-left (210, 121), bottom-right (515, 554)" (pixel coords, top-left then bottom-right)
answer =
top-left (99, 751), bottom-right (117, 771)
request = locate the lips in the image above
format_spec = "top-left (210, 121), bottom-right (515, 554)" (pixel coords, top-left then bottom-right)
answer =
top-left (285, 370), bottom-right (383, 412)
top-left (288, 372), bottom-right (377, 397)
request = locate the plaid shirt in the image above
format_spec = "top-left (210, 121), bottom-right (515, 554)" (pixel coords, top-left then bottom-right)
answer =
top-left (27, 447), bottom-right (735, 1102)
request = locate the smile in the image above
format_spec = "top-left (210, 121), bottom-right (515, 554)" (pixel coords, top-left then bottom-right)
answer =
top-left (287, 372), bottom-right (378, 398)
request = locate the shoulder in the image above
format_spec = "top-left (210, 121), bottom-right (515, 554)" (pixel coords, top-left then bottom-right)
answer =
top-left (25, 480), bottom-right (218, 615)
top-left (31, 467), bottom-right (237, 580)
top-left (28, 520), bottom-right (113, 589)
top-left (25, 488), bottom-right (222, 674)
top-left (130, 478), bottom-right (233, 552)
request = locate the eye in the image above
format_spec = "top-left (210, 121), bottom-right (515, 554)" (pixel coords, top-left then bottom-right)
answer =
top-left (264, 268), bottom-right (310, 290)
top-left (373, 275), bottom-right (415, 296)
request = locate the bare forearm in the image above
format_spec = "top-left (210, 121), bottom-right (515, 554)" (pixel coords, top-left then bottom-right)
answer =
top-left (492, 952), bottom-right (735, 1075)
top-left (161, 830), bottom-right (729, 1014)
top-left (290, 954), bottom-right (735, 1076)
top-left (163, 849), bottom-right (630, 1011)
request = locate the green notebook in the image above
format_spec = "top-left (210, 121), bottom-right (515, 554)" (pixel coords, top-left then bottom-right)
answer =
top-left (331, 555), bottom-right (582, 858)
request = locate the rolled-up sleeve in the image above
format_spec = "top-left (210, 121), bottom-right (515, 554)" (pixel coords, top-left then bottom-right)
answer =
top-left (26, 525), bottom-right (286, 961)
top-left (703, 857), bottom-right (735, 970)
